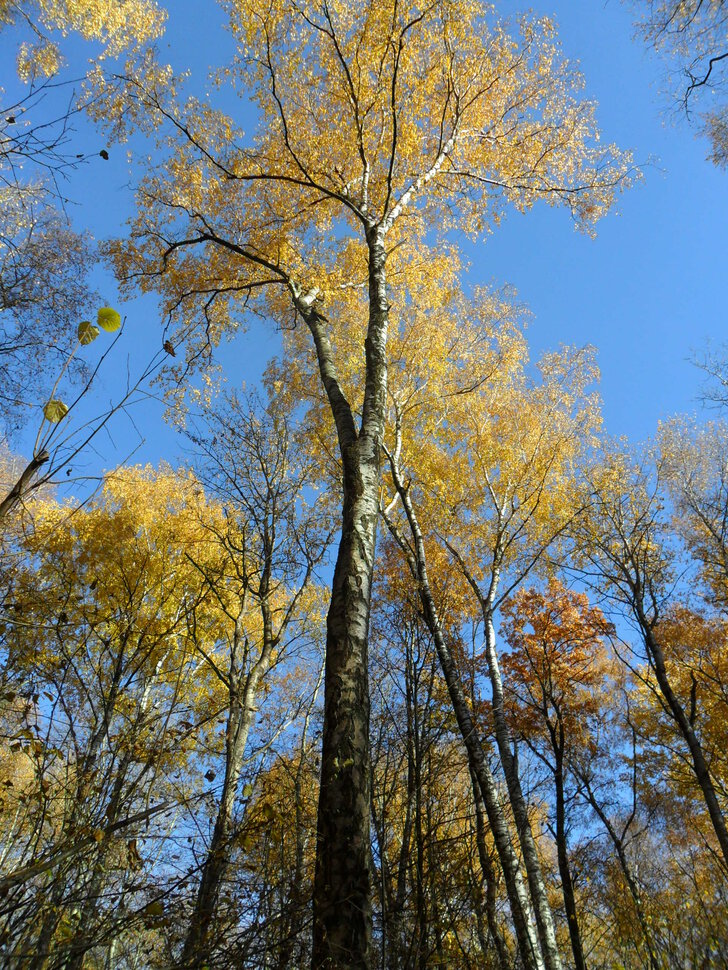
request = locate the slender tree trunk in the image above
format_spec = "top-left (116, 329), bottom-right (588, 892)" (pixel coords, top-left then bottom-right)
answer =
top-left (552, 740), bottom-right (586, 970)
top-left (62, 750), bottom-right (136, 970)
top-left (643, 622), bottom-right (728, 872)
top-left (27, 876), bottom-right (66, 970)
top-left (423, 599), bottom-right (543, 970)
top-left (310, 228), bottom-right (389, 970)
top-left (575, 770), bottom-right (661, 970)
top-left (369, 759), bottom-right (393, 970)
top-left (413, 707), bottom-right (427, 970)
top-left (424, 774), bottom-right (446, 970)
top-left (277, 664), bottom-right (323, 970)
top-left (469, 767), bottom-right (512, 970)
top-left (481, 614), bottom-right (563, 970)
top-left (388, 636), bottom-right (418, 970)
top-left (381, 457), bottom-right (545, 970)
top-left (181, 674), bottom-right (259, 969)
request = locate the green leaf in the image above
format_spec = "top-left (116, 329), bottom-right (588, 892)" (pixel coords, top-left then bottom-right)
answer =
top-left (97, 307), bottom-right (121, 332)
top-left (242, 783), bottom-right (253, 799)
top-left (43, 399), bottom-right (69, 423)
top-left (77, 320), bottom-right (100, 345)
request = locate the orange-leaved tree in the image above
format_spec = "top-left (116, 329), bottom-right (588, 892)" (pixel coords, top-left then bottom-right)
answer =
top-left (501, 580), bottom-right (615, 970)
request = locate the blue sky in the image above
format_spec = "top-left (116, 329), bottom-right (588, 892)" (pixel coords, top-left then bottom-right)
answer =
top-left (2, 0), bottom-right (726, 476)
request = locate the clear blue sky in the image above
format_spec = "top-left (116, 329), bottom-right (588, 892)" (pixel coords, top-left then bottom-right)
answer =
top-left (3, 0), bottom-right (725, 476)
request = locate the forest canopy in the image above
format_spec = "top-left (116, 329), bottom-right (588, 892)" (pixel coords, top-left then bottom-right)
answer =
top-left (1, 2), bottom-right (727, 970)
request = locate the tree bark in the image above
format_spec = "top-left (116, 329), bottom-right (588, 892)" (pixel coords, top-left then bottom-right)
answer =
top-left (479, 612), bottom-right (563, 970)
top-left (469, 766), bottom-right (512, 970)
top-left (438, 537), bottom-right (565, 970)
top-left (381, 456), bottom-right (545, 970)
top-left (310, 229), bottom-right (389, 970)
top-left (553, 739), bottom-right (586, 970)
top-left (642, 620), bottom-right (728, 873)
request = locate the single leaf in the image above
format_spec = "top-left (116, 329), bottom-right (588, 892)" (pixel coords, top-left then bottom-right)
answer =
top-left (97, 307), bottom-right (121, 333)
top-left (77, 321), bottom-right (100, 345)
top-left (43, 399), bottom-right (69, 423)
top-left (242, 783), bottom-right (253, 798)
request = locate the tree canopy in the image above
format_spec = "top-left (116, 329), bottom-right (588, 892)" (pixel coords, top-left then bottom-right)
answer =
top-left (1, 2), bottom-right (727, 969)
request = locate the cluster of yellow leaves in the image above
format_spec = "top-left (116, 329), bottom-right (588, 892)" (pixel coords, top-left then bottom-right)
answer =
top-left (105, 0), bottom-right (632, 392)
top-left (5, 467), bottom-right (226, 722)
top-left (384, 297), bottom-right (601, 611)
top-left (227, 0), bottom-right (630, 230)
top-left (1, 0), bottom-right (166, 80)
top-left (632, 604), bottom-right (728, 813)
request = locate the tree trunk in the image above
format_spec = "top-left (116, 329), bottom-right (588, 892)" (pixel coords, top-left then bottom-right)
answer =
top-left (62, 750), bottom-right (136, 970)
top-left (469, 766), bottom-right (512, 970)
top-left (277, 665), bottom-right (323, 970)
top-left (423, 598), bottom-right (544, 970)
top-left (181, 675), bottom-right (259, 969)
top-left (381, 461), bottom-right (545, 970)
top-left (553, 741), bottom-right (586, 970)
top-left (310, 229), bottom-right (389, 970)
top-left (481, 614), bottom-right (564, 970)
top-left (643, 621), bottom-right (728, 872)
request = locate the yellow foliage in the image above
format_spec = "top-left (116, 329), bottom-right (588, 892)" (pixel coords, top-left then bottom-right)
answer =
top-left (631, 604), bottom-right (728, 811)
top-left (382, 294), bottom-right (601, 614)
top-left (2, 0), bottom-right (166, 79)
top-left (106, 0), bottom-right (631, 390)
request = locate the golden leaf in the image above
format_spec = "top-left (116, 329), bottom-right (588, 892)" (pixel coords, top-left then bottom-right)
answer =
top-left (77, 321), bottom-right (100, 345)
top-left (97, 307), bottom-right (122, 332)
top-left (43, 399), bottom-right (69, 423)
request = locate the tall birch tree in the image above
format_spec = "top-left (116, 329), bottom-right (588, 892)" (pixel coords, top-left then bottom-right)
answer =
top-left (106, 3), bottom-right (631, 964)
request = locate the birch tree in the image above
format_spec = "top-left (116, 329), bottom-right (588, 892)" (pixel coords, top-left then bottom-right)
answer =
top-left (106, 3), bottom-right (631, 963)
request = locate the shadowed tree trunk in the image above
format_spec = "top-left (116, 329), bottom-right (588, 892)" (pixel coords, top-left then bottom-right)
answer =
top-left (552, 728), bottom-right (586, 970)
top-left (469, 766), bottom-right (512, 970)
top-left (308, 229), bottom-right (389, 970)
